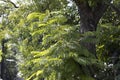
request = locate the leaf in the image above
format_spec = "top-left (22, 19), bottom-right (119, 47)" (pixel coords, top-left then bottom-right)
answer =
top-left (47, 18), bottom-right (57, 24)
top-left (73, 57), bottom-right (89, 66)
top-left (27, 12), bottom-right (40, 20)
top-left (31, 29), bottom-right (45, 36)
top-left (26, 72), bottom-right (36, 80)
top-left (31, 50), bottom-right (49, 58)
top-left (82, 31), bottom-right (95, 37)
top-left (38, 23), bottom-right (47, 27)
top-left (36, 70), bottom-right (43, 76)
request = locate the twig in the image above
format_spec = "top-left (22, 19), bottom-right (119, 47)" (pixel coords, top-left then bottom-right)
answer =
top-left (2, 0), bottom-right (19, 8)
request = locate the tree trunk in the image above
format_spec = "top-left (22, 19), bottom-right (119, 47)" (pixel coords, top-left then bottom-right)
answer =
top-left (78, 4), bottom-right (97, 54)
top-left (1, 39), bottom-right (7, 80)
top-left (73, 0), bottom-right (111, 54)
top-left (73, 0), bottom-right (112, 78)
top-left (1, 39), bottom-right (12, 80)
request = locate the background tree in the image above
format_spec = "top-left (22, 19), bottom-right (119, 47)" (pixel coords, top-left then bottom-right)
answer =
top-left (0, 0), bottom-right (21, 79)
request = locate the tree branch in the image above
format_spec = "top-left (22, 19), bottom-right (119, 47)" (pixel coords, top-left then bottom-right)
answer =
top-left (93, 0), bottom-right (112, 23)
top-left (2, 0), bottom-right (19, 8)
top-left (8, 0), bottom-right (19, 8)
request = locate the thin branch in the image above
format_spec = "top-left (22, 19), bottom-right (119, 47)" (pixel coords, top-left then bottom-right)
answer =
top-left (2, 0), bottom-right (19, 8)
top-left (8, 0), bottom-right (19, 8)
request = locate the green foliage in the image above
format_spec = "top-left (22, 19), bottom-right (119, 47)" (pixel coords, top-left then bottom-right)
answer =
top-left (101, 7), bottom-right (120, 26)
top-left (17, 10), bottom-right (99, 80)
top-left (0, 0), bottom-right (120, 80)
top-left (96, 24), bottom-right (120, 80)
top-left (32, 0), bottom-right (68, 12)
top-left (97, 24), bottom-right (120, 60)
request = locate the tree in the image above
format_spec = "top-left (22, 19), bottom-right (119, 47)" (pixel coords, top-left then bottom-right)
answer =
top-left (72, 0), bottom-right (112, 54)
top-left (0, 0), bottom-right (120, 80)
top-left (10, 0), bottom-right (100, 79)
top-left (0, 0), bottom-right (20, 79)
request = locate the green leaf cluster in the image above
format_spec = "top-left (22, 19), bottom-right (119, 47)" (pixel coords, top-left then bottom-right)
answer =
top-left (16, 10), bottom-right (101, 80)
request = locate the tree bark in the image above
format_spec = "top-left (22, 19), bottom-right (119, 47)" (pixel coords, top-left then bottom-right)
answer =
top-left (1, 39), bottom-right (12, 80)
top-left (73, 0), bottom-right (112, 78)
top-left (73, 0), bottom-right (111, 54)
top-left (1, 39), bottom-right (7, 80)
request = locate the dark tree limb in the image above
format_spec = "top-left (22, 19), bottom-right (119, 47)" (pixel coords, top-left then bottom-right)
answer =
top-left (2, 0), bottom-right (19, 8)
top-left (91, 0), bottom-right (112, 25)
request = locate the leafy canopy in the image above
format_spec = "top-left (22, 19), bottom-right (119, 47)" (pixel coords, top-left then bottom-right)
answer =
top-left (16, 10), bottom-right (100, 80)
